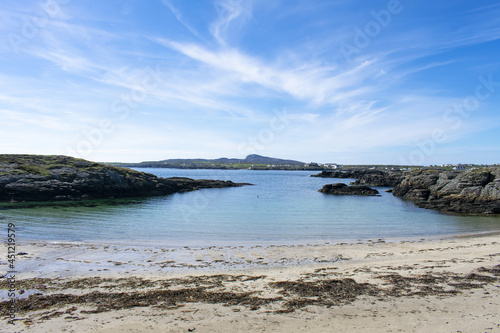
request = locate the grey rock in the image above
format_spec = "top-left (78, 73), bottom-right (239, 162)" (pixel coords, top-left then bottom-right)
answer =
top-left (392, 168), bottom-right (500, 214)
top-left (319, 183), bottom-right (379, 196)
top-left (312, 169), bottom-right (402, 187)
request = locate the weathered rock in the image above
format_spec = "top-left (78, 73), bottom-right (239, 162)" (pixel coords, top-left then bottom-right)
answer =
top-left (0, 155), bottom-right (251, 202)
top-left (312, 170), bottom-right (354, 179)
top-left (319, 183), bottom-right (379, 196)
top-left (312, 170), bottom-right (402, 187)
top-left (403, 189), bottom-right (431, 201)
top-left (391, 169), bottom-right (442, 198)
top-left (392, 168), bottom-right (500, 214)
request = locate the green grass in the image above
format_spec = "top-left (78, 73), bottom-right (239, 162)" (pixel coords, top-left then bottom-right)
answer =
top-left (18, 164), bottom-right (51, 176)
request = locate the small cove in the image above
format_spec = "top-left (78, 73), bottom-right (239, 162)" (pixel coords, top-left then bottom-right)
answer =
top-left (1, 169), bottom-right (500, 247)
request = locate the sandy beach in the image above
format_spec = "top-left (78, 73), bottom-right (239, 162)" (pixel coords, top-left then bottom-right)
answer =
top-left (1, 234), bottom-right (500, 332)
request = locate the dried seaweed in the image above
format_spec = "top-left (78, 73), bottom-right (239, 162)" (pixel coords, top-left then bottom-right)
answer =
top-left (1, 265), bottom-right (498, 319)
top-left (270, 278), bottom-right (378, 309)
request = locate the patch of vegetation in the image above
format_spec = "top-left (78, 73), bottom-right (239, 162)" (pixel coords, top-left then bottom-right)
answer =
top-left (0, 170), bottom-right (24, 176)
top-left (18, 164), bottom-right (51, 176)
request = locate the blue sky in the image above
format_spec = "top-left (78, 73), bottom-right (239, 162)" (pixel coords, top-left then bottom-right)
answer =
top-left (1, 0), bottom-right (499, 164)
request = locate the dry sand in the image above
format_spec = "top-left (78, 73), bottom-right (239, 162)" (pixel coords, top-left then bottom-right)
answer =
top-left (1, 234), bottom-right (500, 332)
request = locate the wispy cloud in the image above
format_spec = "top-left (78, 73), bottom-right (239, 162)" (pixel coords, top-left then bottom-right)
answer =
top-left (162, 0), bottom-right (205, 41)
top-left (156, 39), bottom-right (381, 108)
top-left (0, 0), bottom-right (499, 163)
top-left (210, 0), bottom-right (252, 45)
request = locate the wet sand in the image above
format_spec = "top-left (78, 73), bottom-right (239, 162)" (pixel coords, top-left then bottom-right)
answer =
top-left (1, 235), bottom-right (499, 332)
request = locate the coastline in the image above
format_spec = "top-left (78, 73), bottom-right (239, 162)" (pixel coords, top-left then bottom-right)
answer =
top-left (1, 234), bottom-right (499, 332)
top-left (9, 225), bottom-right (500, 251)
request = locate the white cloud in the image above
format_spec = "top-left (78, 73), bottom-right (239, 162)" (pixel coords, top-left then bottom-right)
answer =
top-left (210, 0), bottom-right (252, 45)
top-left (0, 0), bottom-right (498, 163)
top-left (162, 0), bottom-right (205, 41)
top-left (157, 39), bottom-right (381, 107)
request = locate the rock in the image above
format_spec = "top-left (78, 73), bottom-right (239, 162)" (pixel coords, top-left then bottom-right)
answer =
top-left (312, 170), bottom-right (353, 179)
top-left (392, 168), bottom-right (500, 214)
top-left (354, 171), bottom-right (402, 187)
top-left (0, 155), bottom-right (251, 202)
top-left (391, 169), bottom-right (442, 198)
top-left (403, 189), bottom-right (430, 201)
top-left (312, 169), bottom-right (402, 187)
top-left (319, 183), bottom-right (379, 196)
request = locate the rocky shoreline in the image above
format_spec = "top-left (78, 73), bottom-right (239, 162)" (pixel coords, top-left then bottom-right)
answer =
top-left (0, 155), bottom-right (251, 203)
top-left (392, 168), bottom-right (500, 214)
top-left (314, 167), bottom-right (500, 215)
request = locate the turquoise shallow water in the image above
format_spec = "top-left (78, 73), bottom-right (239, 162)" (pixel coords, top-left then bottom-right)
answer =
top-left (1, 169), bottom-right (500, 246)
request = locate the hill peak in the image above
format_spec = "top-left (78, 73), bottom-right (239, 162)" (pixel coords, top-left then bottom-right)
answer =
top-left (242, 154), bottom-right (303, 165)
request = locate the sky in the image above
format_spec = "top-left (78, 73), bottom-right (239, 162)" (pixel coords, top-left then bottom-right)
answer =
top-left (1, 0), bottom-right (500, 165)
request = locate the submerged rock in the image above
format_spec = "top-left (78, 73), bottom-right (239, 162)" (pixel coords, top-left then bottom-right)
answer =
top-left (319, 183), bottom-right (379, 196)
top-left (0, 155), bottom-right (251, 202)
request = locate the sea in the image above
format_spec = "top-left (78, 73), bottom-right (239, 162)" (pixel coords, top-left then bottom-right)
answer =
top-left (2, 169), bottom-right (500, 247)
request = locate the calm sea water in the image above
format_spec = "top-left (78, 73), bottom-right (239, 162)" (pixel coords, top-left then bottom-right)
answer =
top-left (2, 169), bottom-right (500, 246)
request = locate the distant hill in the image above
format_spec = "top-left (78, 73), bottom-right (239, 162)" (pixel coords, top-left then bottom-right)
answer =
top-left (111, 154), bottom-right (309, 169)
top-left (240, 154), bottom-right (304, 165)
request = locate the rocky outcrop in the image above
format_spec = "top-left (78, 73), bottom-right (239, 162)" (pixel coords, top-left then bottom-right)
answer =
top-left (312, 170), bottom-right (402, 187)
top-left (392, 168), bottom-right (500, 214)
top-left (319, 183), bottom-right (379, 196)
top-left (351, 170), bottom-right (402, 187)
top-left (315, 167), bottom-right (500, 214)
top-left (0, 155), bottom-right (251, 202)
top-left (312, 170), bottom-right (359, 179)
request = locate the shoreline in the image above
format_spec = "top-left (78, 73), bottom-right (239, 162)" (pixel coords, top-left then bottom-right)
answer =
top-left (11, 225), bottom-right (500, 250)
top-left (1, 234), bottom-right (499, 332)
top-left (3, 229), bottom-right (500, 280)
